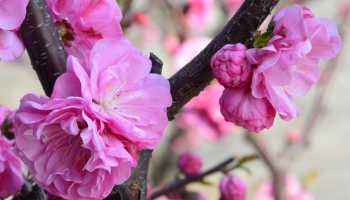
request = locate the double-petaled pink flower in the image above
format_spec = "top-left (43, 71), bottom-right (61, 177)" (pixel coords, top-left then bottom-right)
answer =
top-left (250, 5), bottom-right (341, 121)
top-left (0, 0), bottom-right (29, 61)
top-left (47, 0), bottom-right (123, 58)
top-left (212, 4), bottom-right (341, 132)
top-left (255, 176), bottom-right (313, 200)
top-left (15, 38), bottom-right (172, 200)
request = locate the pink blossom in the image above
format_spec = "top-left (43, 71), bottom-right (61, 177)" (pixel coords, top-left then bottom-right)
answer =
top-left (255, 176), bottom-right (313, 200)
top-left (46, 0), bottom-right (123, 58)
top-left (173, 37), bottom-right (210, 71)
top-left (176, 83), bottom-right (234, 141)
top-left (164, 33), bottom-right (180, 56)
top-left (224, 0), bottom-right (243, 15)
top-left (0, 135), bottom-right (24, 198)
top-left (220, 87), bottom-right (276, 133)
top-left (287, 129), bottom-right (302, 144)
top-left (177, 152), bottom-right (203, 176)
top-left (211, 43), bottom-right (252, 88)
top-left (14, 94), bottom-right (135, 200)
top-left (184, 0), bottom-right (214, 33)
top-left (219, 175), bottom-right (246, 200)
top-left (52, 38), bottom-right (172, 150)
top-left (0, 0), bottom-right (29, 61)
top-left (250, 4), bottom-right (341, 121)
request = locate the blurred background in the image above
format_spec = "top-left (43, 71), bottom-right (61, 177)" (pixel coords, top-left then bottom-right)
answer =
top-left (1, 0), bottom-right (349, 199)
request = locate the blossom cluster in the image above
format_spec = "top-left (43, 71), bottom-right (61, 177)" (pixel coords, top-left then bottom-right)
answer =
top-left (1, 0), bottom-right (172, 199)
top-left (255, 176), bottom-right (313, 200)
top-left (211, 4), bottom-right (341, 132)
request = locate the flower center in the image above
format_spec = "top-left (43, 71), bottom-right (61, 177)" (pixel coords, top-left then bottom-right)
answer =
top-left (56, 20), bottom-right (75, 46)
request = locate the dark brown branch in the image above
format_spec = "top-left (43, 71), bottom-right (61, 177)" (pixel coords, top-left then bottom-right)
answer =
top-left (20, 0), bottom-right (67, 96)
top-left (150, 157), bottom-right (235, 199)
top-left (167, 0), bottom-right (280, 120)
top-left (246, 134), bottom-right (284, 200)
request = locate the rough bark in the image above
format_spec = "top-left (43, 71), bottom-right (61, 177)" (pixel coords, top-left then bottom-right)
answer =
top-left (20, 0), bottom-right (67, 96)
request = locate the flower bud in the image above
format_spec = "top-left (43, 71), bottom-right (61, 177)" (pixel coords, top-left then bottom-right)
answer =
top-left (177, 152), bottom-right (203, 176)
top-left (211, 44), bottom-right (252, 88)
top-left (219, 175), bottom-right (246, 200)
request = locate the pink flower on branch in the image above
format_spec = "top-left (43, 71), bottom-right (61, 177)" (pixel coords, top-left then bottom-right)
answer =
top-left (46, 0), bottom-right (123, 58)
top-left (250, 4), bottom-right (341, 121)
top-left (14, 95), bottom-right (135, 200)
top-left (212, 4), bottom-right (341, 132)
top-left (0, 135), bottom-right (24, 198)
top-left (15, 38), bottom-right (171, 199)
top-left (52, 38), bottom-right (172, 150)
top-left (0, 0), bottom-right (29, 61)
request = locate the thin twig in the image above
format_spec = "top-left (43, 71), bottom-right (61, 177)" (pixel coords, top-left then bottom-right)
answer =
top-left (150, 157), bottom-right (235, 199)
top-left (245, 134), bottom-right (284, 200)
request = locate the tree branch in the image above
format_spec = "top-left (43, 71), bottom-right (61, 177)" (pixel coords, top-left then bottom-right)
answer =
top-left (20, 0), bottom-right (67, 96)
top-left (150, 157), bottom-right (235, 199)
top-left (246, 134), bottom-right (284, 200)
top-left (167, 0), bottom-right (280, 120)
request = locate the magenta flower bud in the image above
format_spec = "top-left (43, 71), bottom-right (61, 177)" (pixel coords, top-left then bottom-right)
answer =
top-left (211, 43), bottom-right (252, 88)
top-left (219, 175), bottom-right (246, 200)
top-left (177, 152), bottom-right (203, 176)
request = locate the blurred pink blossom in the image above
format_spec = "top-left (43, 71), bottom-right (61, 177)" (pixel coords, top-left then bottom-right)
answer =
top-left (255, 176), bottom-right (313, 200)
top-left (173, 37), bottom-right (210, 71)
top-left (219, 175), bottom-right (246, 200)
top-left (220, 87), bottom-right (276, 133)
top-left (0, 135), bottom-right (24, 198)
top-left (287, 129), bottom-right (302, 144)
top-left (52, 38), bottom-right (172, 150)
top-left (211, 43), bottom-right (252, 88)
top-left (0, 0), bottom-right (29, 61)
top-left (47, 0), bottom-right (123, 58)
top-left (184, 0), bottom-right (214, 33)
top-left (177, 152), bottom-right (203, 176)
top-left (176, 83), bottom-right (234, 141)
top-left (164, 33), bottom-right (180, 56)
top-left (224, 0), bottom-right (243, 15)
top-left (14, 95), bottom-right (135, 200)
